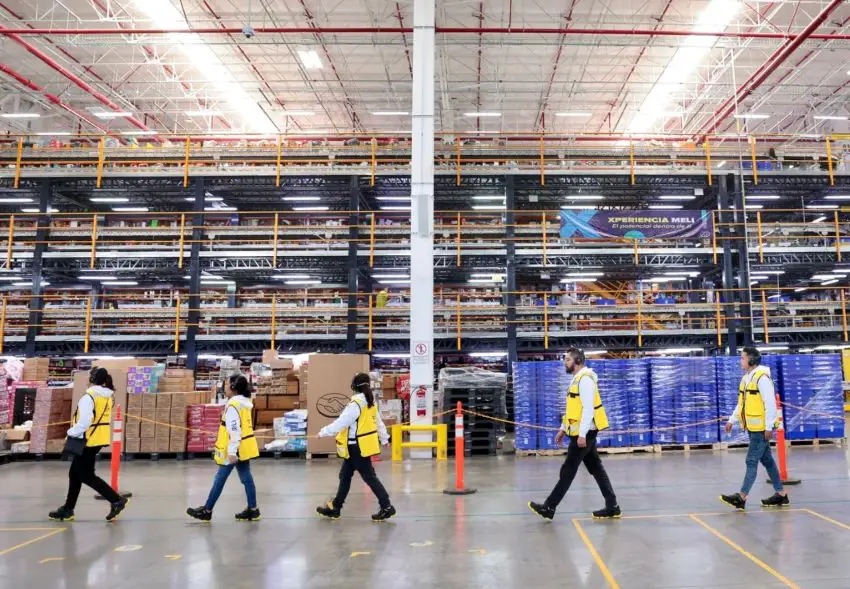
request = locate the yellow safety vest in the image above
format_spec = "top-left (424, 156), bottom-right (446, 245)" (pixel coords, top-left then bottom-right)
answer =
top-left (72, 390), bottom-right (113, 448)
top-left (214, 398), bottom-right (260, 465)
top-left (737, 367), bottom-right (773, 432)
top-left (563, 369), bottom-right (609, 437)
top-left (336, 397), bottom-right (381, 459)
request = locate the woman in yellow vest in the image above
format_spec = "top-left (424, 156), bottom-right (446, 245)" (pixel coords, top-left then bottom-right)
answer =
top-left (49, 367), bottom-right (128, 522)
top-left (187, 375), bottom-right (260, 522)
top-left (529, 347), bottom-right (620, 521)
top-left (316, 373), bottom-right (395, 521)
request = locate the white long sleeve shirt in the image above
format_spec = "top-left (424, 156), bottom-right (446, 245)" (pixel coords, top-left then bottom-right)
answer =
top-left (224, 395), bottom-right (253, 458)
top-left (729, 366), bottom-right (777, 431)
top-left (559, 367), bottom-right (598, 438)
top-left (318, 393), bottom-right (389, 445)
top-left (66, 386), bottom-right (113, 439)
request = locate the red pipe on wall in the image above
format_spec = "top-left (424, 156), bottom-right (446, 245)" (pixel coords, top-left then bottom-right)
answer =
top-left (697, 0), bottom-right (844, 137)
top-left (0, 64), bottom-right (107, 133)
top-left (0, 23), bottom-right (151, 131)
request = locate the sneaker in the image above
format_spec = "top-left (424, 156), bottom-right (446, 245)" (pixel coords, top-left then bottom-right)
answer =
top-left (592, 505), bottom-right (622, 519)
top-left (48, 506), bottom-right (75, 522)
top-left (235, 507), bottom-right (262, 522)
top-left (106, 497), bottom-right (129, 522)
top-left (186, 506), bottom-right (213, 522)
top-left (316, 502), bottom-right (341, 520)
top-left (761, 493), bottom-right (790, 508)
top-left (528, 501), bottom-right (555, 521)
top-left (720, 493), bottom-right (746, 511)
top-left (371, 505), bottom-right (397, 522)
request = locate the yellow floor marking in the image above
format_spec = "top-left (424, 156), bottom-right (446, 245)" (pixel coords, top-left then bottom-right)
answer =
top-left (572, 519), bottom-right (620, 589)
top-left (689, 514), bottom-right (800, 589)
top-left (0, 528), bottom-right (65, 558)
top-left (350, 552), bottom-right (371, 558)
top-left (467, 549), bottom-right (487, 555)
top-left (803, 508), bottom-right (850, 532)
top-left (164, 554), bottom-right (182, 561)
top-left (0, 527), bottom-right (62, 532)
top-left (39, 557), bottom-right (65, 564)
top-left (113, 545), bottom-right (143, 552)
top-left (575, 508), bottom-right (806, 522)
top-left (410, 541), bottom-right (433, 548)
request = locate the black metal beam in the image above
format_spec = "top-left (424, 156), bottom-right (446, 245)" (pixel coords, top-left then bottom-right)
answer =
top-left (719, 174), bottom-right (738, 354)
top-left (732, 173), bottom-right (753, 346)
top-left (183, 178), bottom-right (205, 369)
top-left (25, 179), bottom-right (51, 357)
top-left (347, 176), bottom-right (360, 353)
top-left (505, 176), bottom-right (518, 371)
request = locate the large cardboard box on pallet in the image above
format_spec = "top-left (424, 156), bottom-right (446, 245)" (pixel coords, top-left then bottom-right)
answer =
top-left (23, 358), bottom-right (50, 382)
top-left (305, 354), bottom-right (370, 455)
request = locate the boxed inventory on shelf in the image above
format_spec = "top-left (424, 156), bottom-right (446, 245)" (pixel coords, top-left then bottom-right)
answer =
top-left (125, 391), bottom-right (207, 453)
top-left (29, 386), bottom-right (72, 454)
top-left (439, 367), bottom-right (507, 455)
top-left (23, 358), bottom-right (50, 382)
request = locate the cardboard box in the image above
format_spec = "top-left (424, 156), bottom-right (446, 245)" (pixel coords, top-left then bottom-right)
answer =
top-left (306, 354), bottom-right (369, 454)
top-left (155, 395), bottom-right (172, 410)
top-left (127, 394), bottom-right (143, 412)
top-left (139, 438), bottom-right (156, 453)
top-left (140, 422), bottom-right (156, 438)
top-left (255, 409), bottom-right (285, 426)
top-left (155, 408), bottom-right (171, 424)
top-left (170, 407), bottom-right (187, 425)
top-left (155, 439), bottom-right (171, 453)
top-left (141, 395), bottom-right (157, 410)
top-left (286, 378), bottom-right (299, 396)
top-left (169, 436), bottom-right (186, 453)
top-left (124, 439), bottom-right (140, 453)
top-left (381, 374), bottom-right (396, 390)
top-left (2, 428), bottom-right (29, 442)
top-left (165, 369), bottom-right (194, 379)
top-left (267, 396), bottom-right (298, 411)
top-left (124, 420), bottom-right (141, 439)
top-left (72, 359), bottom-right (157, 430)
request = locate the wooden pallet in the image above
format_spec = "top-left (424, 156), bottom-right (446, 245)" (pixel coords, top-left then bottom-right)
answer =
top-left (306, 452), bottom-right (332, 460)
top-left (516, 449), bottom-right (568, 457)
top-left (597, 445), bottom-right (658, 455)
top-left (788, 438), bottom-right (844, 447)
top-left (657, 443), bottom-right (723, 452)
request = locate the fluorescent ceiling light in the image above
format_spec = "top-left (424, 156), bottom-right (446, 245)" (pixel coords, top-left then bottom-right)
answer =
top-left (0, 276), bottom-right (23, 282)
top-left (471, 273), bottom-right (503, 278)
top-left (560, 205), bottom-right (598, 210)
top-left (372, 111), bottom-right (409, 116)
top-left (812, 274), bottom-right (838, 280)
top-left (13, 281), bottom-right (48, 287)
top-left (650, 347), bottom-right (704, 354)
top-left (756, 345), bottom-right (789, 351)
top-left (555, 112), bottom-right (592, 118)
top-left (21, 208), bottom-right (58, 213)
top-left (272, 274), bottom-right (311, 280)
top-left (717, 160), bottom-right (727, 168)
top-left (566, 272), bottom-right (604, 277)
top-left (566, 195), bottom-right (604, 200)
top-left (186, 110), bottom-right (220, 117)
top-left (824, 195), bottom-right (850, 200)
top-left (282, 196), bottom-right (322, 202)
top-left (90, 197), bottom-right (129, 203)
top-left (379, 279), bottom-right (410, 284)
top-left (745, 204), bottom-right (763, 210)
top-left (469, 352), bottom-right (508, 358)
top-left (585, 350), bottom-right (607, 356)
top-left (734, 113), bottom-right (770, 120)
top-left (658, 195), bottom-right (695, 201)
top-left (820, 279), bottom-right (839, 285)
top-left (794, 287), bottom-right (808, 293)
top-left (281, 110), bottom-right (315, 116)
top-left (372, 274), bottom-right (409, 279)
top-left (297, 50), bottom-right (323, 70)
top-left (749, 274), bottom-right (770, 280)
top-left (0, 198), bottom-right (33, 204)
top-left (560, 278), bottom-right (598, 283)
top-left (112, 207), bottom-right (149, 212)
top-left (627, 0), bottom-right (741, 134)
top-left (468, 279), bottom-right (500, 284)
top-left (647, 276), bottom-right (688, 282)
top-left (121, 130), bottom-right (157, 135)
top-left (200, 278), bottom-right (234, 284)
top-left (285, 280), bottom-right (321, 285)
top-left (463, 112), bottom-right (501, 117)
top-left (375, 196), bottom-right (411, 202)
top-left (759, 270), bottom-right (785, 275)
top-left (746, 195), bottom-right (780, 201)
top-left (78, 275), bottom-right (117, 281)
top-left (205, 206), bottom-right (238, 211)
top-left (648, 205), bottom-right (683, 210)
top-left (381, 206), bottom-right (411, 211)
top-left (811, 216), bottom-right (828, 223)
top-left (472, 205), bottom-right (506, 211)
top-left (373, 353), bottom-right (410, 359)
top-left (292, 206), bottom-right (329, 212)
top-left (806, 204), bottom-right (838, 209)
top-left (185, 196), bottom-right (223, 202)
top-left (1, 113), bottom-right (40, 119)
top-left (814, 115), bottom-right (848, 121)
top-left (471, 196), bottom-right (506, 201)
top-left (101, 281), bottom-right (138, 286)
top-left (94, 111), bottom-right (132, 119)
top-left (663, 272), bottom-right (700, 277)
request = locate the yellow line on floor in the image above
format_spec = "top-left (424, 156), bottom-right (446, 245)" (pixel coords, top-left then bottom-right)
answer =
top-left (688, 514), bottom-right (799, 589)
top-left (0, 528), bottom-right (65, 558)
top-left (803, 508), bottom-right (850, 532)
top-left (575, 508), bottom-right (806, 522)
top-left (572, 519), bottom-right (620, 589)
top-left (0, 527), bottom-right (62, 532)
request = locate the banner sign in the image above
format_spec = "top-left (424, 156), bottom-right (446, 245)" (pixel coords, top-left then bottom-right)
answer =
top-left (559, 209), bottom-right (713, 240)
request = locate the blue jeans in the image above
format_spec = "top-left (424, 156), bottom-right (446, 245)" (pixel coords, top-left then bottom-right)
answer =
top-left (741, 431), bottom-right (783, 495)
top-left (204, 460), bottom-right (257, 510)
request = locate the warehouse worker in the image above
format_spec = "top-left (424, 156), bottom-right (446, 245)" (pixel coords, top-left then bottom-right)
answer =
top-left (529, 347), bottom-right (620, 521)
top-left (316, 372), bottom-right (396, 522)
top-left (376, 288), bottom-right (389, 308)
top-left (720, 347), bottom-right (789, 510)
top-left (187, 375), bottom-right (261, 522)
top-left (49, 367), bottom-right (128, 522)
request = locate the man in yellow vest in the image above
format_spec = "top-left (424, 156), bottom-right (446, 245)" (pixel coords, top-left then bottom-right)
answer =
top-left (720, 347), bottom-right (789, 510)
top-left (529, 347), bottom-right (620, 521)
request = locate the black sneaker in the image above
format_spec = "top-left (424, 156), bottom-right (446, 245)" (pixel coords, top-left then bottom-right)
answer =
top-left (106, 497), bottom-right (129, 522)
top-left (528, 501), bottom-right (555, 521)
top-left (316, 501), bottom-right (341, 520)
top-left (371, 505), bottom-right (397, 522)
top-left (48, 506), bottom-right (75, 522)
top-left (186, 506), bottom-right (213, 522)
top-left (761, 493), bottom-right (790, 508)
top-left (235, 507), bottom-right (261, 521)
top-left (592, 505), bottom-right (622, 519)
top-left (720, 493), bottom-right (746, 511)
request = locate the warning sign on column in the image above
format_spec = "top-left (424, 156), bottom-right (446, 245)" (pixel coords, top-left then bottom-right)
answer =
top-left (412, 341), bottom-right (429, 365)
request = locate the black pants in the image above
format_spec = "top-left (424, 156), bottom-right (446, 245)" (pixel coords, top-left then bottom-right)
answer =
top-left (65, 446), bottom-right (120, 509)
top-left (333, 444), bottom-right (391, 510)
top-left (545, 430), bottom-right (618, 509)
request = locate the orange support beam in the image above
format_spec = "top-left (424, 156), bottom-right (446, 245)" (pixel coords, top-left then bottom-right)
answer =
top-left (13, 138), bottom-right (23, 189)
top-left (712, 210), bottom-right (718, 264)
top-left (183, 137), bottom-right (191, 188)
top-left (835, 210), bottom-right (842, 262)
top-left (96, 137), bottom-right (106, 188)
top-left (761, 289), bottom-right (769, 344)
top-left (750, 136), bottom-right (759, 185)
top-left (5, 215), bottom-right (14, 269)
top-left (177, 213), bottom-right (186, 269)
top-left (826, 137), bottom-right (835, 186)
top-left (756, 211), bottom-right (764, 263)
top-left (704, 139), bottom-right (712, 186)
top-left (89, 214), bottom-right (98, 268)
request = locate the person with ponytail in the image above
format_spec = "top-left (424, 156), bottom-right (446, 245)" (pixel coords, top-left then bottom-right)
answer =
top-left (316, 372), bottom-right (396, 521)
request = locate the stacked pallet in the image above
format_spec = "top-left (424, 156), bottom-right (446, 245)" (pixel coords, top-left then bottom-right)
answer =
top-left (186, 404), bottom-right (223, 452)
top-left (589, 360), bottom-right (631, 448)
top-left (512, 362), bottom-right (537, 451)
top-left (537, 362), bottom-right (568, 450)
top-left (440, 367), bottom-right (507, 455)
top-left (649, 358), bottom-right (720, 446)
top-left (125, 392), bottom-right (205, 453)
top-left (29, 386), bottom-right (72, 454)
top-left (22, 358), bottom-right (50, 382)
top-left (780, 354), bottom-right (844, 440)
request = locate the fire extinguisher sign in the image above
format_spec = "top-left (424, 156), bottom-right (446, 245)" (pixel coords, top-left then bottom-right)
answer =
top-left (413, 385), bottom-right (429, 418)
top-left (412, 341), bottom-right (429, 365)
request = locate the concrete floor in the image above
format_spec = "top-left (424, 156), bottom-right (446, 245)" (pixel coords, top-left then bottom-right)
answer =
top-left (1, 447), bottom-right (850, 588)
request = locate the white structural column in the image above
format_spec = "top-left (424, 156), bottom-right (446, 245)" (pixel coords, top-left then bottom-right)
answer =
top-left (409, 0), bottom-right (436, 458)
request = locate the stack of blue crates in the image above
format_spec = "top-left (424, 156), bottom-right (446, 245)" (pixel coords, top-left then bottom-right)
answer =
top-left (649, 358), bottom-right (679, 444)
top-left (512, 362), bottom-right (538, 450)
top-left (588, 360), bottom-right (631, 448)
top-left (715, 356), bottom-right (749, 443)
top-left (649, 358), bottom-right (719, 445)
top-left (537, 361), bottom-right (568, 450)
top-left (625, 359), bottom-right (652, 447)
top-left (779, 354), bottom-right (843, 440)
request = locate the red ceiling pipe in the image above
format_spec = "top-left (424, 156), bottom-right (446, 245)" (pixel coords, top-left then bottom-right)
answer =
top-left (697, 0), bottom-right (845, 138)
top-left (4, 27), bottom-right (850, 40)
top-left (0, 23), bottom-right (151, 131)
top-left (0, 64), bottom-right (107, 133)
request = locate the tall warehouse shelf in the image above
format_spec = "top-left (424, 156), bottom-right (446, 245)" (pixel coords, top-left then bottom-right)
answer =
top-left (0, 135), bottom-right (849, 366)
